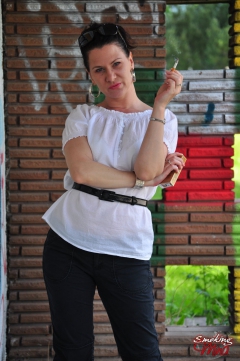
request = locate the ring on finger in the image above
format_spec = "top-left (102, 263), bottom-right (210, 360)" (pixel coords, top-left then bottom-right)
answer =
top-left (176, 83), bottom-right (182, 87)
top-left (168, 159), bottom-right (171, 165)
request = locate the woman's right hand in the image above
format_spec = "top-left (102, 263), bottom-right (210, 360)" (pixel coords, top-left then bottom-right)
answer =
top-left (146, 152), bottom-right (185, 187)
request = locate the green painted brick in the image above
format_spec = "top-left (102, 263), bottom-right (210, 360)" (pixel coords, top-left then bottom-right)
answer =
top-left (152, 213), bottom-right (164, 223)
top-left (150, 256), bottom-right (165, 266)
top-left (154, 235), bottom-right (166, 244)
top-left (157, 224), bottom-right (165, 234)
top-left (233, 236), bottom-right (240, 244)
top-left (147, 202), bottom-right (156, 212)
top-left (156, 70), bottom-right (166, 80)
top-left (152, 245), bottom-right (157, 255)
top-left (135, 69), bottom-right (156, 80)
top-left (233, 225), bottom-right (240, 234)
top-left (135, 81), bottom-right (161, 92)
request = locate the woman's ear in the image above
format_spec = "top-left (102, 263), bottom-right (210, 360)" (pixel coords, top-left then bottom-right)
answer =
top-left (129, 52), bottom-right (134, 68)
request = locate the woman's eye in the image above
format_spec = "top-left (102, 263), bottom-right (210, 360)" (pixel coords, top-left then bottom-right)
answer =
top-left (114, 62), bottom-right (120, 67)
top-left (95, 68), bottom-right (103, 73)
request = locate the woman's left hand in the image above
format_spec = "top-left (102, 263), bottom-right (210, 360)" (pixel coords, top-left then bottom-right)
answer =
top-left (154, 69), bottom-right (183, 108)
top-left (146, 152), bottom-right (185, 187)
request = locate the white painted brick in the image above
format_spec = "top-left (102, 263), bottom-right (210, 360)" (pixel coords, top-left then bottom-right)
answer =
top-left (167, 104), bottom-right (187, 113)
top-left (174, 93), bottom-right (223, 102)
top-left (189, 125), bottom-right (240, 135)
top-left (225, 114), bottom-right (240, 124)
top-left (178, 126), bottom-right (187, 135)
top-left (189, 81), bottom-right (237, 91)
top-left (224, 92), bottom-right (240, 101)
top-left (181, 70), bottom-right (224, 80)
top-left (189, 103), bottom-right (238, 113)
top-left (225, 69), bottom-right (240, 79)
top-left (177, 114), bottom-right (223, 125)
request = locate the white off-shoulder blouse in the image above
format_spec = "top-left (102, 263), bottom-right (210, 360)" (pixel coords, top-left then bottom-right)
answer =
top-left (42, 104), bottom-right (178, 260)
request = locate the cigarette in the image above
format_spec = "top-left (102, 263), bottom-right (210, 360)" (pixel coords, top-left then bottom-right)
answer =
top-left (171, 58), bottom-right (179, 72)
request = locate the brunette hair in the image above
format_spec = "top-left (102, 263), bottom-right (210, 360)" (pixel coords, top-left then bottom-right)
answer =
top-left (79, 22), bottom-right (136, 71)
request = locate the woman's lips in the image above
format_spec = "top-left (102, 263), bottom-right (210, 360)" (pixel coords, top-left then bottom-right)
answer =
top-left (109, 83), bottom-right (121, 90)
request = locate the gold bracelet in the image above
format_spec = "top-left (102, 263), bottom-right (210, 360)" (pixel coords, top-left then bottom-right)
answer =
top-left (150, 117), bottom-right (165, 125)
top-left (134, 178), bottom-right (145, 189)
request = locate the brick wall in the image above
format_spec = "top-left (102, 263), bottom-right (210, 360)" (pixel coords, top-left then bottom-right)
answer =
top-left (4, 0), bottom-right (240, 360)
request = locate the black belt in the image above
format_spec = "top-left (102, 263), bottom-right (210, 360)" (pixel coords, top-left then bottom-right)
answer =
top-left (72, 183), bottom-right (148, 207)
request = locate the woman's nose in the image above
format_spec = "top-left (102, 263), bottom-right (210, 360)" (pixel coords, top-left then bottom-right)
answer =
top-left (106, 69), bottom-right (116, 82)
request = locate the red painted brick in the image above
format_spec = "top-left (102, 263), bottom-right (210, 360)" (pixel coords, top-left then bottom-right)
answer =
top-left (164, 192), bottom-right (187, 201)
top-left (189, 147), bottom-right (234, 157)
top-left (223, 158), bottom-right (234, 167)
top-left (188, 191), bottom-right (234, 201)
top-left (9, 193), bottom-right (49, 202)
top-left (184, 158), bottom-right (221, 168)
top-left (19, 291), bottom-right (48, 301)
top-left (19, 268), bottom-right (43, 278)
top-left (224, 137), bottom-right (234, 145)
top-left (190, 169), bottom-right (234, 179)
top-left (177, 136), bottom-right (223, 146)
top-left (173, 180), bottom-right (222, 190)
top-left (225, 180), bottom-right (235, 189)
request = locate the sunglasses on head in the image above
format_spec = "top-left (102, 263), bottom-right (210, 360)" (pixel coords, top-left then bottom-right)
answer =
top-left (78, 24), bottom-right (127, 49)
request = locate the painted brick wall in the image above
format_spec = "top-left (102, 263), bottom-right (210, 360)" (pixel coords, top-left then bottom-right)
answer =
top-left (4, 0), bottom-right (240, 360)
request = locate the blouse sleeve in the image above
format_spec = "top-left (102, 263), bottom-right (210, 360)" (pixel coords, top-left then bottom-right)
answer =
top-left (62, 104), bottom-right (89, 155)
top-left (163, 108), bottom-right (178, 154)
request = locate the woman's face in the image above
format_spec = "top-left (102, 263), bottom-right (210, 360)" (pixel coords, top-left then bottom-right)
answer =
top-left (88, 43), bottom-right (134, 99)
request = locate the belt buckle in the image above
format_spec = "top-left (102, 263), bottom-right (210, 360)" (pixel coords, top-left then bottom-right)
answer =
top-left (131, 196), bottom-right (138, 206)
top-left (98, 189), bottom-right (115, 202)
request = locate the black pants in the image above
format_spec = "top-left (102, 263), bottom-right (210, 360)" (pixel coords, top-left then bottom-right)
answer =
top-left (43, 228), bottom-right (163, 361)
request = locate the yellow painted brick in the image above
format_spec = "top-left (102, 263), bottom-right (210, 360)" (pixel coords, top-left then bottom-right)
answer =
top-left (235, 279), bottom-right (240, 289)
top-left (235, 290), bottom-right (240, 300)
top-left (233, 23), bottom-right (240, 32)
top-left (235, 11), bottom-right (240, 22)
top-left (234, 324), bottom-right (240, 333)
top-left (236, 301), bottom-right (240, 311)
top-left (233, 45), bottom-right (240, 55)
top-left (232, 57), bottom-right (240, 67)
top-left (235, 1), bottom-right (240, 10)
top-left (234, 268), bottom-right (240, 277)
top-left (235, 312), bottom-right (240, 322)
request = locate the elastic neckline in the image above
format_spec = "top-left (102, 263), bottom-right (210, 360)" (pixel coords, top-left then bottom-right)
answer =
top-left (91, 104), bottom-right (153, 116)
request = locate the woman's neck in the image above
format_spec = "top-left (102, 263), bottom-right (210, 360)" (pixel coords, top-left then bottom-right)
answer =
top-left (99, 95), bottom-right (152, 114)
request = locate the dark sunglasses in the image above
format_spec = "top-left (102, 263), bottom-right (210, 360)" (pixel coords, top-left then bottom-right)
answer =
top-left (78, 24), bottom-right (127, 49)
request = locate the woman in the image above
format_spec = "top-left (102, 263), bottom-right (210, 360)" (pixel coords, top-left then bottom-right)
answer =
top-left (42, 22), bottom-right (184, 361)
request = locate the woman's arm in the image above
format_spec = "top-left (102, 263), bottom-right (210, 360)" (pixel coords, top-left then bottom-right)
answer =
top-left (134, 69), bottom-right (183, 181)
top-left (64, 136), bottom-right (184, 189)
